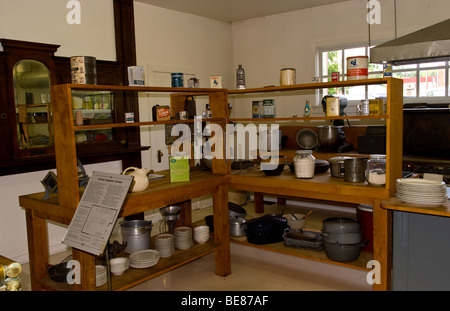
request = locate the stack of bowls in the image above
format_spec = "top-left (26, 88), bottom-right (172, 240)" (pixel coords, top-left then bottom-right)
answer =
top-left (95, 265), bottom-right (107, 287)
top-left (174, 227), bottom-right (193, 249)
top-left (193, 226), bottom-right (210, 244)
top-left (155, 233), bottom-right (175, 257)
top-left (109, 257), bottom-right (129, 276)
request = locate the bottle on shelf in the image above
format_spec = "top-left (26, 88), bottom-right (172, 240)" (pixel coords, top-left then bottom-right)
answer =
top-left (202, 104), bottom-right (212, 118)
top-left (236, 64), bottom-right (246, 90)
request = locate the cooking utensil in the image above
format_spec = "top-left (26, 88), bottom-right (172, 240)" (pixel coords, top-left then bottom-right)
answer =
top-left (329, 156), bottom-right (353, 177)
top-left (229, 217), bottom-right (247, 237)
top-left (260, 155), bottom-right (286, 176)
top-left (291, 212), bottom-right (298, 220)
top-left (322, 217), bottom-right (360, 233)
top-left (323, 240), bottom-right (368, 262)
top-left (229, 202), bottom-right (247, 218)
top-left (317, 125), bottom-right (343, 147)
top-left (296, 128), bottom-right (318, 149)
top-left (283, 213), bottom-right (307, 230)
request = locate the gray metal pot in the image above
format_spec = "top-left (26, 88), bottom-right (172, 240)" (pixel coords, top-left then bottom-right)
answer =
top-left (321, 231), bottom-right (362, 244)
top-left (323, 240), bottom-right (368, 262)
top-left (322, 217), bottom-right (360, 233)
top-left (230, 217), bottom-right (247, 237)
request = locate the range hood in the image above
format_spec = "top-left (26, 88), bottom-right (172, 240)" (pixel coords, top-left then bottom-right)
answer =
top-left (370, 18), bottom-right (450, 65)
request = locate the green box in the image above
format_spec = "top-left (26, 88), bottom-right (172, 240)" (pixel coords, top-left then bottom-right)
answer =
top-left (169, 156), bottom-right (190, 182)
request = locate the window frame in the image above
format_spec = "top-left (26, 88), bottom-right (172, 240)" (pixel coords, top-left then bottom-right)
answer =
top-left (317, 42), bottom-right (450, 105)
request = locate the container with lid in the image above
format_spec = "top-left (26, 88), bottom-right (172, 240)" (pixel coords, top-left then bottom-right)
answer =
top-left (293, 150), bottom-right (315, 178)
top-left (366, 154), bottom-right (386, 185)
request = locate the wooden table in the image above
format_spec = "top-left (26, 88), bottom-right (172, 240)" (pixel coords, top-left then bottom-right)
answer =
top-left (19, 170), bottom-right (231, 291)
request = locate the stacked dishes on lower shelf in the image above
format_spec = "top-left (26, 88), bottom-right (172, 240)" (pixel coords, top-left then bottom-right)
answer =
top-left (396, 178), bottom-right (448, 207)
top-left (174, 227), bottom-right (194, 250)
top-left (129, 249), bottom-right (161, 268)
top-left (155, 233), bottom-right (175, 258)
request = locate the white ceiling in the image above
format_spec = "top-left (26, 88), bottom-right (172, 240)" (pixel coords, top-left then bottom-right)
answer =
top-left (134, 0), bottom-right (352, 23)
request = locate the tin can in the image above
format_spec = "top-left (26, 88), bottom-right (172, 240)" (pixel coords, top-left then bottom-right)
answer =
top-left (252, 101), bottom-right (262, 118)
top-left (346, 56), bottom-right (369, 80)
top-left (171, 73), bottom-right (184, 87)
top-left (262, 99), bottom-right (276, 118)
top-left (70, 56), bottom-right (97, 85)
top-left (280, 68), bottom-right (296, 86)
top-left (383, 64), bottom-right (392, 77)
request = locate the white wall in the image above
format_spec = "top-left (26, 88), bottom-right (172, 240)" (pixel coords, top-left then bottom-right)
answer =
top-left (133, 3), bottom-right (233, 171)
top-left (230, 0), bottom-right (450, 118)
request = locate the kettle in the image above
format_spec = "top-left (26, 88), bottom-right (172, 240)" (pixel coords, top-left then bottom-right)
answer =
top-left (122, 167), bottom-right (153, 192)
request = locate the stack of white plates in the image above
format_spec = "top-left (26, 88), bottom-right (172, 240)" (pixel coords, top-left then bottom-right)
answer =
top-left (174, 227), bottom-right (193, 250)
top-left (193, 225), bottom-right (210, 244)
top-left (155, 233), bottom-right (175, 258)
top-left (396, 178), bottom-right (448, 207)
top-left (129, 249), bottom-right (161, 268)
top-left (95, 265), bottom-right (107, 287)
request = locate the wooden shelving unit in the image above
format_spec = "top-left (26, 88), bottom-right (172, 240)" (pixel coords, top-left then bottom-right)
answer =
top-left (19, 78), bottom-right (403, 291)
top-left (227, 78), bottom-right (404, 291)
top-left (19, 85), bottom-right (231, 291)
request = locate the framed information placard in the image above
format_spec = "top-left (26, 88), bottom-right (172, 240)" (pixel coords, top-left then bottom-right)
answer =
top-left (62, 171), bottom-right (133, 256)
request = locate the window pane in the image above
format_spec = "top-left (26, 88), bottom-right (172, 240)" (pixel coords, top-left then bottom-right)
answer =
top-left (419, 61), bottom-right (446, 68)
top-left (393, 64), bottom-right (417, 70)
top-left (368, 84), bottom-right (387, 98)
top-left (393, 72), bottom-right (417, 97)
top-left (343, 85), bottom-right (366, 101)
top-left (420, 68), bottom-right (446, 97)
top-left (322, 50), bottom-right (342, 76)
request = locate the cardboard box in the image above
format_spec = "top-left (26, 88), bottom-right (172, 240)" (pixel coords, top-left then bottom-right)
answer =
top-left (128, 66), bottom-right (145, 86)
top-left (169, 156), bottom-right (190, 182)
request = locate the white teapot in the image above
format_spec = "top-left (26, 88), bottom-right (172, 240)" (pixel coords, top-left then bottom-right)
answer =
top-left (122, 167), bottom-right (153, 192)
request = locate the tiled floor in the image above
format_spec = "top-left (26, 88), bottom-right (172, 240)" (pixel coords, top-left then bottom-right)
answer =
top-left (19, 200), bottom-right (372, 291)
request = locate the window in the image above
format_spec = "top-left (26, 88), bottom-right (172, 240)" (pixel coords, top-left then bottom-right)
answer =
top-left (317, 44), bottom-right (450, 102)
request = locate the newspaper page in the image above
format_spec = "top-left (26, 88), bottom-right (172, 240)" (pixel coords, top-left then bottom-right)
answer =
top-left (62, 171), bottom-right (133, 256)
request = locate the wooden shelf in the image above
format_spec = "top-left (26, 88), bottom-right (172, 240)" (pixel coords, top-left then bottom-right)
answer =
top-left (381, 197), bottom-right (450, 218)
top-left (228, 78), bottom-right (393, 94)
top-left (38, 239), bottom-right (220, 291)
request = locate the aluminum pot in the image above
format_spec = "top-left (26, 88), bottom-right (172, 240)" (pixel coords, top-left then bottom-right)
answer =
top-left (329, 156), bottom-right (352, 177)
top-left (120, 220), bottom-right (152, 254)
top-left (229, 217), bottom-right (247, 237)
top-left (323, 240), bottom-right (368, 262)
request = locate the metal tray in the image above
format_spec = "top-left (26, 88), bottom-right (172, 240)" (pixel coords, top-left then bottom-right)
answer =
top-left (283, 229), bottom-right (323, 250)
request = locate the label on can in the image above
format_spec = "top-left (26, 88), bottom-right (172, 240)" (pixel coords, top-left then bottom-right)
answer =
top-left (252, 101), bottom-right (262, 118)
top-left (346, 56), bottom-right (369, 80)
top-left (262, 99), bottom-right (276, 118)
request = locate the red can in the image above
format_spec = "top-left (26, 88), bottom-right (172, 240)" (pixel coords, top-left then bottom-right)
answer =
top-left (357, 204), bottom-right (373, 253)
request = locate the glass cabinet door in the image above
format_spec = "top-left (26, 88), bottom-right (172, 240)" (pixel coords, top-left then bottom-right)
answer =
top-left (13, 59), bottom-right (52, 150)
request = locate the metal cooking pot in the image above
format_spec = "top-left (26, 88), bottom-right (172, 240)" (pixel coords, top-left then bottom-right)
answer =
top-left (323, 240), bottom-right (368, 262)
top-left (317, 125), bottom-right (343, 147)
top-left (229, 217), bottom-right (247, 237)
top-left (322, 217), bottom-right (360, 233)
top-left (329, 156), bottom-right (352, 177)
top-left (321, 231), bottom-right (362, 244)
